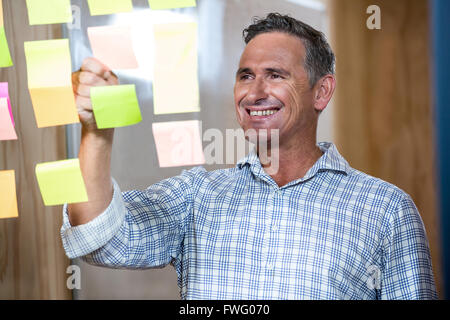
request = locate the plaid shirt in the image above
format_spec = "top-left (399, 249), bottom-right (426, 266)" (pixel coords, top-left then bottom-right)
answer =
top-left (61, 142), bottom-right (437, 299)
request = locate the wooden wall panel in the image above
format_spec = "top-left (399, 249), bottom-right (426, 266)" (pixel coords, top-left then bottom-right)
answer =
top-left (329, 0), bottom-right (442, 297)
top-left (0, 0), bottom-right (71, 299)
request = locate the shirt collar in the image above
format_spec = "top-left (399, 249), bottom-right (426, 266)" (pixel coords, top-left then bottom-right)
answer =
top-left (237, 142), bottom-right (350, 186)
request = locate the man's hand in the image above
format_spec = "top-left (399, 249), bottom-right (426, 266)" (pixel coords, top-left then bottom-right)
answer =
top-left (72, 57), bottom-right (118, 131)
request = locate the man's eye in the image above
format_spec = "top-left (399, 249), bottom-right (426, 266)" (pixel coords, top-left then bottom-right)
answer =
top-left (270, 74), bottom-right (282, 79)
top-left (240, 74), bottom-right (252, 80)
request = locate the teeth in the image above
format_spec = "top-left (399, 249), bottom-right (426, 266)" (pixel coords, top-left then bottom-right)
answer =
top-left (250, 109), bottom-right (278, 116)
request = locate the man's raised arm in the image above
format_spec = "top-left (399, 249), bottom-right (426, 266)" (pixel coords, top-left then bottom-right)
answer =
top-left (67, 57), bottom-right (118, 226)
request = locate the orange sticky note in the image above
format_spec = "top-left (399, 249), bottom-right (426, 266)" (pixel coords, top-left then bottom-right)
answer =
top-left (88, 25), bottom-right (138, 70)
top-left (152, 120), bottom-right (205, 167)
top-left (24, 39), bottom-right (79, 128)
top-left (0, 98), bottom-right (17, 140)
top-left (0, 170), bottom-right (19, 219)
top-left (153, 22), bottom-right (199, 114)
top-left (0, 0), bottom-right (4, 27)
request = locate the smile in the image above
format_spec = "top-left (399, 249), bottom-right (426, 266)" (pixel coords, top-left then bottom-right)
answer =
top-left (246, 107), bottom-right (282, 117)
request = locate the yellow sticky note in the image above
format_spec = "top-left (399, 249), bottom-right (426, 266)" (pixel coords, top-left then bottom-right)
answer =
top-left (153, 23), bottom-right (199, 115)
top-left (148, 0), bottom-right (196, 10)
top-left (91, 84), bottom-right (142, 129)
top-left (0, 2), bottom-right (13, 68)
top-left (0, 98), bottom-right (17, 140)
top-left (35, 159), bottom-right (88, 206)
top-left (152, 120), bottom-right (205, 167)
top-left (26, 0), bottom-right (72, 25)
top-left (0, 170), bottom-right (19, 219)
top-left (88, 25), bottom-right (138, 70)
top-left (87, 0), bottom-right (133, 16)
top-left (24, 39), bottom-right (79, 128)
top-left (0, 27), bottom-right (13, 68)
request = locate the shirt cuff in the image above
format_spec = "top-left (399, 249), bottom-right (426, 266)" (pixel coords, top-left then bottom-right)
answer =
top-left (60, 178), bottom-right (126, 259)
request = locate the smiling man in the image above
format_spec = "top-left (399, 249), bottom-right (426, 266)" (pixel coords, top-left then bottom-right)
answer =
top-left (62, 13), bottom-right (437, 300)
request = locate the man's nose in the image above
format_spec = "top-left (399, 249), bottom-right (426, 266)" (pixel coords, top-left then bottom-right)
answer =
top-left (246, 77), bottom-right (268, 103)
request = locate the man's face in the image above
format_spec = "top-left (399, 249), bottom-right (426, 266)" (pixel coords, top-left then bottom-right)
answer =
top-left (234, 32), bottom-right (317, 147)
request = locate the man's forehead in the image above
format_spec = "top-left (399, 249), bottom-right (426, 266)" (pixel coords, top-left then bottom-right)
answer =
top-left (239, 32), bottom-right (305, 68)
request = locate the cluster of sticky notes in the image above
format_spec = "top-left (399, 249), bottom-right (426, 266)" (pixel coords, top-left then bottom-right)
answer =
top-left (88, 25), bottom-right (138, 70)
top-left (152, 120), bottom-right (204, 167)
top-left (35, 159), bottom-right (88, 206)
top-left (0, 0), bottom-right (13, 67)
top-left (24, 39), bottom-right (79, 128)
top-left (0, 82), bottom-right (17, 140)
top-left (0, 0), bottom-right (203, 213)
top-left (153, 22), bottom-right (200, 115)
top-left (91, 84), bottom-right (142, 129)
top-left (25, 0), bottom-right (72, 25)
top-left (0, 170), bottom-right (19, 219)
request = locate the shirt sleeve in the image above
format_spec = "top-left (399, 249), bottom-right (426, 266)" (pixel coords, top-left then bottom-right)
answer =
top-left (60, 166), bottom-right (205, 269)
top-left (380, 194), bottom-right (438, 300)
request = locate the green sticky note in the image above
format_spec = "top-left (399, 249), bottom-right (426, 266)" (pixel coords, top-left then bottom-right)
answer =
top-left (26, 0), bottom-right (72, 25)
top-left (35, 159), bottom-right (88, 206)
top-left (91, 84), bottom-right (142, 129)
top-left (148, 0), bottom-right (196, 10)
top-left (0, 27), bottom-right (13, 67)
top-left (87, 0), bottom-right (133, 16)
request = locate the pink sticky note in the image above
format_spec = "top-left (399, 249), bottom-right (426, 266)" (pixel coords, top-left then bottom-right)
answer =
top-left (0, 82), bottom-right (14, 127)
top-left (152, 120), bottom-right (205, 168)
top-left (87, 25), bottom-right (138, 70)
top-left (0, 98), bottom-right (17, 140)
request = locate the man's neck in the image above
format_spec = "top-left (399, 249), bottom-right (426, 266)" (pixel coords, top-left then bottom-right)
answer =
top-left (259, 141), bottom-right (323, 188)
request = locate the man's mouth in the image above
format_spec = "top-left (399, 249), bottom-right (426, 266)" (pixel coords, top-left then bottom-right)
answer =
top-left (246, 107), bottom-right (282, 117)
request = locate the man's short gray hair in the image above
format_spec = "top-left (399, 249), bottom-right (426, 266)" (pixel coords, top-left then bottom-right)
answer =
top-left (243, 13), bottom-right (336, 88)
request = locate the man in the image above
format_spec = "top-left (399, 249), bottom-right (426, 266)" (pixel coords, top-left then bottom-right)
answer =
top-left (62, 13), bottom-right (437, 299)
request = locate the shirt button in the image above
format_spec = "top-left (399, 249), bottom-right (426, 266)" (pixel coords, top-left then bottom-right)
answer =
top-left (271, 225), bottom-right (278, 232)
top-left (267, 263), bottom-right (274, 270)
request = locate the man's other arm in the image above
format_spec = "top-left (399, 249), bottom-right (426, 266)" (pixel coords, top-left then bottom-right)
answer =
top-left (380, 195), bottom-right (438, 299)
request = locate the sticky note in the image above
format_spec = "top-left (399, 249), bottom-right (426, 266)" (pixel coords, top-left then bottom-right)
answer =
top-left (0, 27), bottom-right (13, 68)
top-left (0, 170), bottom-right (19, 219)
top-left (0, 1), bottom-right (13, 68)
top-left (88, 25), bottom-right (138, 70)
top-left (152, 120), bottom-right (205, 167)
top-left (87, 0), bottom-right (133, 16)
top-left (91, 84), bottom-right (142, 129)
top-left (25, 0), bottom-right (72, 25)
top-left (0, 82), bottom-right (14, 126)
top-left (153, 23), bottom-right (199, 115)
top-left (35, 159), bottom-right (88, 206)
top-left (0, 0), bottom-right (3, 27)
top-left (148, 0), bottom-right (196, 10)
top-left (24, 39), bottom-right (79, 128)
top-left (0, 98), bottom-right (17, 140)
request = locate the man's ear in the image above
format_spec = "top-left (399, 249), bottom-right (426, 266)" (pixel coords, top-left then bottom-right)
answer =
top-left (313, 75), bottom-right (336, 112)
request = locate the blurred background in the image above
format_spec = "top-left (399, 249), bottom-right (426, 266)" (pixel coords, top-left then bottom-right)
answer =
top-left (0, 0), bottom-right (448, 299)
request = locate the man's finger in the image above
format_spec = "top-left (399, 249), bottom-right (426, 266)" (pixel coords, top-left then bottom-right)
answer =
top-left (75, 83), bottom-right (92, 97)
top-left (104, 70), bottom-right (119, 85)
top-left (75, 95), bottom-right (93, 111)
top-left (79, 71), bottom-right (109, 86)
top-left (80, 57), bottom-right (111, 79)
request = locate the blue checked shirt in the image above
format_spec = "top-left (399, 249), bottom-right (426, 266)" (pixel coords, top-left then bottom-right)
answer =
top-left (61, 142), bottom-right (437, 299)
